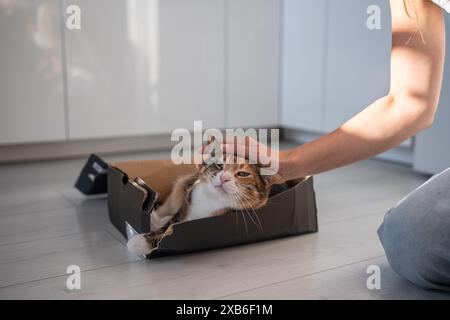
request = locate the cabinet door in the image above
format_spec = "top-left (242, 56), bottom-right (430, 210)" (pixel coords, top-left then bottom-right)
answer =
top-left (0, 0), bottom-right (66, 144)
top-left (281, 0), bottom-right (328, 132)
top-left (65, 0), bottom-right (225, 139)
top-left (227, 0), bottom-right (280, 128)
top-left (414, 14), bottom-right (450, 175)
top-left (323, 0), bottom-right (391, 132)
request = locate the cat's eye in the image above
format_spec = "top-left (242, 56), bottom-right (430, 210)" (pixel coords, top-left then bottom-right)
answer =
top-left (237, 171), bottom-right (250, 177)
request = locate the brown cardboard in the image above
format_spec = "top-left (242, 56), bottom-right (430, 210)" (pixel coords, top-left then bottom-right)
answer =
top-left (75, 154), bottom-right (318, 259)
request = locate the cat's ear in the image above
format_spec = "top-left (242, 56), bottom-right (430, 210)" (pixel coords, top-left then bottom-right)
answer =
top-left (261, 173), bottom-right (281, 188)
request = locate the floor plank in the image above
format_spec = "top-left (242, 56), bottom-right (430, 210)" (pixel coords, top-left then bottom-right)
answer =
top-left (0, 188), bottom-right (74, 218)
top-left (0, 230), bottom-right (137, 288)
top-left (0, 197), bottom-right (110, 246)
top-left (314, 160), bottom-right (428, 225)
top-left (220, 256), bottom-right (450, 300)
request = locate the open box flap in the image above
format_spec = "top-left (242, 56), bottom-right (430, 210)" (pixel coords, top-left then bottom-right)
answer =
top-left (107, 166), bottom-right (157, 236)
top-left (74, 154), bottom-right (109, 195)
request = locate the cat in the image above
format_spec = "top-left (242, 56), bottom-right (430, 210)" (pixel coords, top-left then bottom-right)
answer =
top-left (127, 156), bottom-right (270, 256)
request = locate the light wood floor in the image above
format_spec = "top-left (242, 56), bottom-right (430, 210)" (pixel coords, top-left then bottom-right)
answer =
top-left (0, 149), bottom-right (449, 300)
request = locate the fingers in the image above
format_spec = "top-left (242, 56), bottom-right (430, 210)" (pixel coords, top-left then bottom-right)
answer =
top-left (197, 135), bottom-right (276, 169)
top-left (197, 141), bottom-right (249, 159)
top-left (221, 135), bottom-right (255, 146)
top-left (220, 143), bottom-right (249, 159)
top-left (198, 136), bottom-right (254, 152)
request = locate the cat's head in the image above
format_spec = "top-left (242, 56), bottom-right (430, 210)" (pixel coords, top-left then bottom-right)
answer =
top-left (198, 156), bottom-right (270, 210)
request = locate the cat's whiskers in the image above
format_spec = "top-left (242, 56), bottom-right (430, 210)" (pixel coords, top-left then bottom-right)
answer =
top-left (236, 190), bottom-right (264, 232)
top-left (230, 193), bottom-right (249, 235)
top-left (233, 191), bottom-right (261, 235)
top-left (237, 191), bottom-right (264, 232)
top-left (222, 178), bottom-right (265, 233)
top-left (235, 192), bottom-right (260, 231)
top-left (242, 183), bottom-right (276, 206)
top-left (234, 195), bottom-right (254, 231)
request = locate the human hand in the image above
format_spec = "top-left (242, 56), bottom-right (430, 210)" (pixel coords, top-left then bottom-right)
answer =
top-left (199, 136), bottom-right (290, 186)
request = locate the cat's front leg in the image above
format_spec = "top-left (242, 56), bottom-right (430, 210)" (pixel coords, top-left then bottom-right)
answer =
top-left (150, 210), bottom-right (172, 232)
top-left (150, 174), bottom-right (196, 231)
top-left (127, 232), bottom-right (163, 256)
top-left (209, 208), bottom-right (228, 217)
top-left (127, 234), bottom-right (152, 256)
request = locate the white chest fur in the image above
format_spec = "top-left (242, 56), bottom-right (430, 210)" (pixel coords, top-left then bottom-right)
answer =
top-left (187, 183), bottom-right (230, 221)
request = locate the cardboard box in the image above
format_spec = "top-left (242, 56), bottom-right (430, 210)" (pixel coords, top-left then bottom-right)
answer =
top-left (75, 154), bottom-right (318, 258)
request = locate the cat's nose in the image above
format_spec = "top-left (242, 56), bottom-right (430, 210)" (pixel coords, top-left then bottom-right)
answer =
top-left (220, 174), bottom-right (231, 184)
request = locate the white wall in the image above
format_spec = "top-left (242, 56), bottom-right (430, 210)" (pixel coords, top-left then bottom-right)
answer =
top-left (414, 13), bottom-right (450, 174)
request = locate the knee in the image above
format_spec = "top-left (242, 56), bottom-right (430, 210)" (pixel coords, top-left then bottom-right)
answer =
top-left (378, 206), bottom-right (450, 291)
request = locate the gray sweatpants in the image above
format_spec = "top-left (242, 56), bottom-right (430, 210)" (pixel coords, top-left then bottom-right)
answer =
top-left (378, 167), bottom-right (450, 291)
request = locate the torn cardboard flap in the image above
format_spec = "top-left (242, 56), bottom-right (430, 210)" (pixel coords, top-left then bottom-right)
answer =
top-left (114, 160), bottom-right (196, 202)
top-left (74, 154), bottom-right (109, 195)
top-left (75, 154), bottom-right (318, 259)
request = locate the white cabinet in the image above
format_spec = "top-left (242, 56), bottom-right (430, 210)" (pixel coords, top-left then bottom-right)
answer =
top-left (157, 0), bottom-right (226, 132)
top-left (281, 0), bottom-right (412, 151)
top-left (226, 0), bottom-right (280, 128)
top-left (281, 0), bottom-right (328, 132)
top-left (280, 0), bottom-right (395, 136)
top-left (323, 0), bottom-right (391, 132)
top-left (1, 0), bottom-right (281, 147)
top-left (413, 14), bottom-right (450, 175)
top-left (0, 0), bottom-right (66, 144)
top-left (64, 0), bottom-right (226, 139)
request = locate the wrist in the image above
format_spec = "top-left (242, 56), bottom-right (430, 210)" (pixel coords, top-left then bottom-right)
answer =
top-left (278, 147), bottom-right (306, 182)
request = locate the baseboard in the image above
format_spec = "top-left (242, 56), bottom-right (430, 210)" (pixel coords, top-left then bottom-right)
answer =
top-left (0, 134), bottom-right (174, 164)
top-left (0, 128), bottom-right (414, 166)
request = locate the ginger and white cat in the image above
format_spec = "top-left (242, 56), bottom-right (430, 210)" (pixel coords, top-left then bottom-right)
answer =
top-left (127, 157), bottom-right (270, 256)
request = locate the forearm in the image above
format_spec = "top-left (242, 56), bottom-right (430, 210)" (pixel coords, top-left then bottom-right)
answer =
top-left (280, 94), bottom-right (432, 179)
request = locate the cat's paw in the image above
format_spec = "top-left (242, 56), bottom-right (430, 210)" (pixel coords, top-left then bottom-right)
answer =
top-left (150, 210), bottom-right (172, 232)
top-left (127, 234), bottom-right (152, 256)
